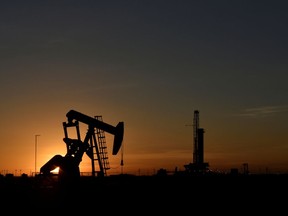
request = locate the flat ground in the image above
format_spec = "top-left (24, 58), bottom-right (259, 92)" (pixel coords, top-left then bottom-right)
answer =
top-left (1, 174), bottom-right (287, 212)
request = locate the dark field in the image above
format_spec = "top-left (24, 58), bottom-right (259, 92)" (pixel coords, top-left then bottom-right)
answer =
top-left (1, 174), bottom-right (287, 212)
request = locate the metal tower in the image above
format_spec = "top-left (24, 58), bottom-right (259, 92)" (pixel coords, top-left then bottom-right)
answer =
top-left (184, 110), bottom-right (209, 174)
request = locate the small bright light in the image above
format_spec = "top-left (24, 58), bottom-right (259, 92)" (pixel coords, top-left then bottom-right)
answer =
top-left (51, 167), bottom-right (59, 174)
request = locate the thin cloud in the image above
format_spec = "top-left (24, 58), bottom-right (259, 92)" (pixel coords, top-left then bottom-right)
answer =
top-left (237, 105), bottom-right (288, 118)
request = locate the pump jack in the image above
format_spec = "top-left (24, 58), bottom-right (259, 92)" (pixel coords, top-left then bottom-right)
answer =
top-left (40, 110), bottom-right (124, 182)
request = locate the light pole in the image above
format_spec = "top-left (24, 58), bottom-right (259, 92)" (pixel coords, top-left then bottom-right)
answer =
top-left (35, 134), bottom-right (40, 176)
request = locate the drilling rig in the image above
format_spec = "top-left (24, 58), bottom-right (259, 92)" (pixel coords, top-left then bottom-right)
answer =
top-left (40, 110), bottom-right (124, 182)
top-left (184, 110), bottom-right (209, 174)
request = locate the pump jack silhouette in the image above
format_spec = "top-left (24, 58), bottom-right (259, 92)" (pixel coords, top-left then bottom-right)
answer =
top-left (40, 110), bottom-right (124, 183)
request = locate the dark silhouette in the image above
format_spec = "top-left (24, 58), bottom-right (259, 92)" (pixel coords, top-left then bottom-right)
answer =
top-left (39, 110), bottom-right (124, 184)
top-left (184, 110), bottom-right (209, 174)
top-left (2, 110), bottom-right (287, 212)
top-left (1, 172), bottom-right (288, 212)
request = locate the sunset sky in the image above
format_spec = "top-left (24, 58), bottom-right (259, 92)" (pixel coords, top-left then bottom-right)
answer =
top-left (0, 1), bottom-right (287, 176)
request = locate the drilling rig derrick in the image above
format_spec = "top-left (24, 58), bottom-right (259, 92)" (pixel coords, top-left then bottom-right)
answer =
top-left (184, 110), bottom-right (209, 175)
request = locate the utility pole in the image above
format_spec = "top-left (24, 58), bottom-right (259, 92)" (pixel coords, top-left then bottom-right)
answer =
top-left (35, 134), bottom-right (40, 176)
top-left (193, 110), bottom-right (200, 164)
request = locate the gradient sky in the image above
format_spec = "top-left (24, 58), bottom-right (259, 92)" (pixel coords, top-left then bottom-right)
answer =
top-left (0, 0), bottom-right (288, 176)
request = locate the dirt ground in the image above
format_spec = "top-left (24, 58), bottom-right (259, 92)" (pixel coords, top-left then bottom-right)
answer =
top-left (1, 174), bottom-right (287, 213)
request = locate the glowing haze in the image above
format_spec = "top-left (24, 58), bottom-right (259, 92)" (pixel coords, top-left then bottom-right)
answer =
top-left (0, 1), bottom-right (288, 176)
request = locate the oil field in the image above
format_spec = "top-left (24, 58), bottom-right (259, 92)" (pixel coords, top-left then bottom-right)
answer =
top-left (1, 2), bottom-right (288, 213)
top-left (1, 110), bottom-right (287, 211)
